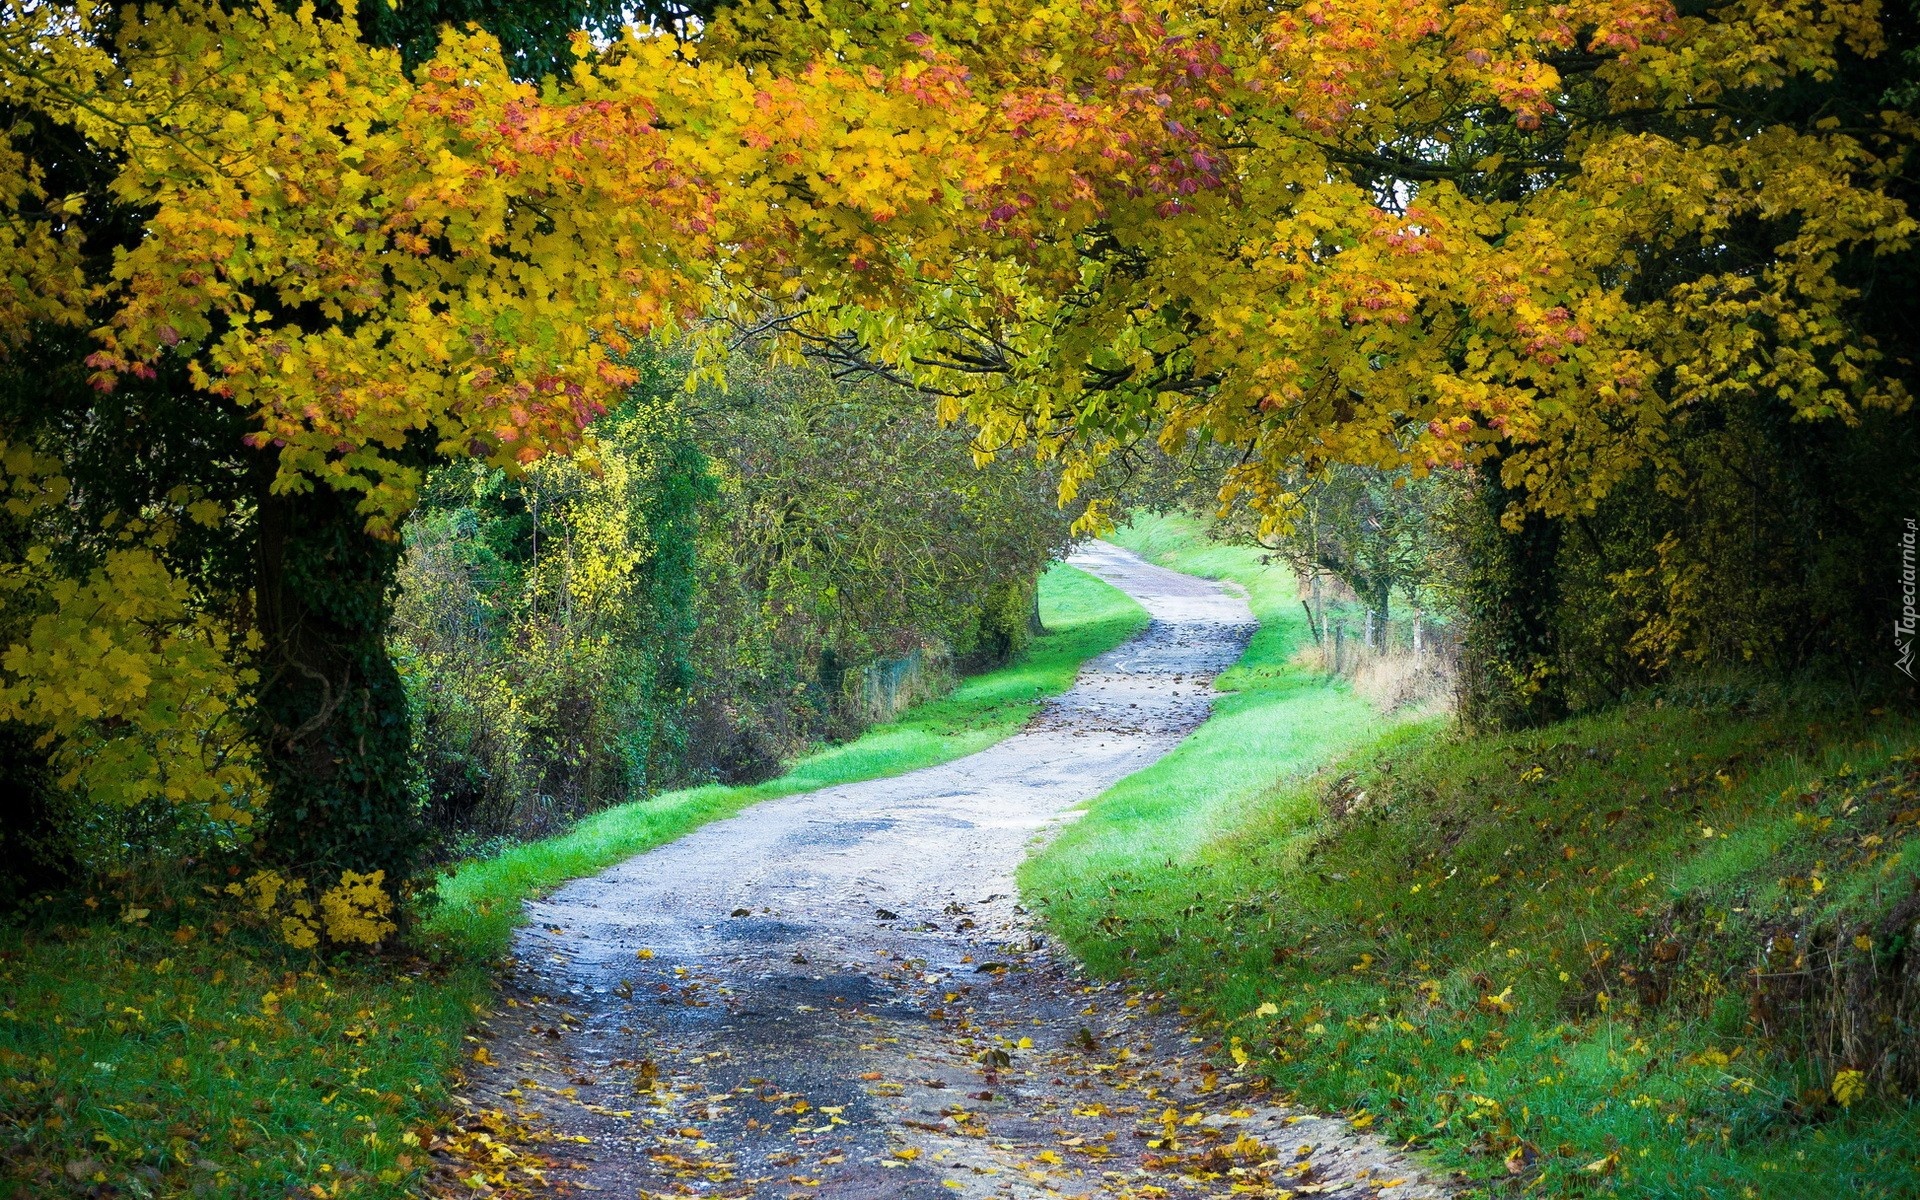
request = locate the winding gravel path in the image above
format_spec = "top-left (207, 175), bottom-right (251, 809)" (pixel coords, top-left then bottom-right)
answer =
top-left (453, 542), bottom-right (1447, 1199)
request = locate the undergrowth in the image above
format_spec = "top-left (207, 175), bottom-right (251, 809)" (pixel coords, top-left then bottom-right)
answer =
top-left (1026, 521), bottom-right (1920, 1198)
top-left (0, 562), bottom-right (1146, 1199)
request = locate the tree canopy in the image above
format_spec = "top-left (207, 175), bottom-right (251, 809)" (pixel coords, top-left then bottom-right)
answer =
top-left (1, 0), bottom-right (1914, 904)
top-left (11, 0), bottom-right (1907, 522)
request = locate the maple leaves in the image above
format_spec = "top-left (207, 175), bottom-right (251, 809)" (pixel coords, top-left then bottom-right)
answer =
top-left (18, 3), bottom-right (724, 529)
top-left (0, 443), bottom-right (263, 821)
top-left (1, 0), bottom-right (1222, 534)
top-left (0, 543), bottom-right (264, 818)
top-left (0, 0), bottom-right (1909, 539)
top-left (755, 0), bottom-right (1915, 540)
top-left (0, 128), bottom-right (86, 343)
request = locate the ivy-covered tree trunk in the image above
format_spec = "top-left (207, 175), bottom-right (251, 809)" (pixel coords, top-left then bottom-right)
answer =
top-left (1458, 464), bottom-right (1566, 731)
top-left (1359, 565), bottom-right (1391, 626)
top-left (252, 482), bottom-right (421, 888)
top-left (238, 0), bottom-right (713, 897)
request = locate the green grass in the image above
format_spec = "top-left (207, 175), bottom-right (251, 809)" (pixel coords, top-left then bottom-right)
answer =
top-left (1020, 514), bottom-right (1415, 957)
top-left (0, 561), bottom-right (1146, 1199)
top-left (0, 918), bottom-right (476, 1199)
top-left (1025, 518), bottom-right (1920, 1198)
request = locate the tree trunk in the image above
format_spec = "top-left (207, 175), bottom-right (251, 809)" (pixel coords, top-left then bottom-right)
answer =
top-left (1459, 465), bottom-right (1566, 730)
top-left (251, 481), bottom-right (422, 889)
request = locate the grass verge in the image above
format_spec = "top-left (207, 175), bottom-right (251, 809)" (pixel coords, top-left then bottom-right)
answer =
top-left (1020, 513), bottom-right (1416, 954)
top-left (1025, 519), bottom-right (1920, 1198)
top-left (0, 561), bottom-right (1146, 1199)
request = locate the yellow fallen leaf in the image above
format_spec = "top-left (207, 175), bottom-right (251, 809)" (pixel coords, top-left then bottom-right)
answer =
top-left (1254, 1002), bottom-right (1279, 1018)
top-left (895, 1147), bottom-right (920, 1161)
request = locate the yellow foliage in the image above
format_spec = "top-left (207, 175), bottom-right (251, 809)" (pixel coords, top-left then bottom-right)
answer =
top-left (230, 868), bottom-right (395, 949)
top-left (0, 442), bottom-right (264, 823)
top-left (2, 0), bottom-right (1908, 523)
top-left (318, 871), bottom-right (398, 946)
top-left (755, 0), bottom-right (1914, 537)
top-left (1832, 1067), bottom-right (1868, 1108)
top-left (242, 871), bottom-right (286, 916)
top-left (0, 0), bottom-right (1130, 529)
top-left (279, 916), bottom-right (320, 950)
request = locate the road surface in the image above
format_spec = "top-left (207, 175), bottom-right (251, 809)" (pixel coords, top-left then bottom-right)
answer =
top-left (449, 542), bottom-right (1446, 1200)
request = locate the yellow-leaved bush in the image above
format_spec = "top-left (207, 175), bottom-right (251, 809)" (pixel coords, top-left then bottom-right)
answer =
top-left (229, 869), bottom-right (397, 949)
top-left (0, 443), bottom-right (263, 827)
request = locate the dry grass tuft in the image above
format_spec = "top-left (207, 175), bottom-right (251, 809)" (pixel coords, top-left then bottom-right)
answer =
top-left (1293, 639), bottom-right (1456, 715)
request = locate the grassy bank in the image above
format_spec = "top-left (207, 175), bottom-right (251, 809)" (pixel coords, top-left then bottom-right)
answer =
top-left (0, 562), bottom-right (1146, 1199)
top-left (1025, 522), bottom-right (1920, 1197)
top-left (1021, 514), bottom-right (1416, 969)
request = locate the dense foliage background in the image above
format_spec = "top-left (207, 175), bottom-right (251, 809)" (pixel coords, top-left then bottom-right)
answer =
top-left (392, 343), bottom-right (1071, 853)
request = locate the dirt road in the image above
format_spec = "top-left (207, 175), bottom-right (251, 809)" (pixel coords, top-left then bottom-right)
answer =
top-left (451, 542), bottom-right (1447, 1199)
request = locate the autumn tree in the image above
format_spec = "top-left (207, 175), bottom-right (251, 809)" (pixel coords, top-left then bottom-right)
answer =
top-left (0, 0), bottom-right (1202, 904)
top-left (747, 0), bottom-right (1919, 720)
top-left (0, 0), bottom-right (729, 900)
